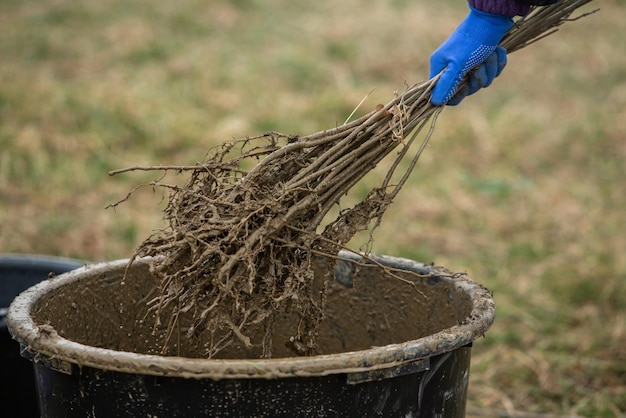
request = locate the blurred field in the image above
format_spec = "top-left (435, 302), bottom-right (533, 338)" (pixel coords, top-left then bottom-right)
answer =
top-left (1, 0), bottom-right (624, 416)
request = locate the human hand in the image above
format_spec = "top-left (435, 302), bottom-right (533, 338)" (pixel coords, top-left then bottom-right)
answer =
top-left (429, 8), bottom-right (514, 106)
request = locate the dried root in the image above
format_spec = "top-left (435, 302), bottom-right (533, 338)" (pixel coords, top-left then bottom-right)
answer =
top-left (109, 0), bottom-right (595, 358)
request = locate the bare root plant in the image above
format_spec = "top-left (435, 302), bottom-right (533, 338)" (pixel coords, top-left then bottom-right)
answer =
top-left (109, 0), bottom-right (596, 358)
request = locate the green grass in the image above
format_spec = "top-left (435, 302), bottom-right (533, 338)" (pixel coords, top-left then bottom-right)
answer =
top-left (1, 0), bottom-right (624, 415)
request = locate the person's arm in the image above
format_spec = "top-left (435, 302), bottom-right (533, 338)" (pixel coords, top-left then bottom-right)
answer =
top-left (429, 0), bottom-right (558, 106)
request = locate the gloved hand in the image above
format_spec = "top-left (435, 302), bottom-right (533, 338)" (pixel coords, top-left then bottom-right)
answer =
top-left (429, 7), bottom-right (514, 106)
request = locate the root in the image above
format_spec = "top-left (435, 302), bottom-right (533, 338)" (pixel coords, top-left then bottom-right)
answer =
top-left (109, 0), bottom-right (595, 358)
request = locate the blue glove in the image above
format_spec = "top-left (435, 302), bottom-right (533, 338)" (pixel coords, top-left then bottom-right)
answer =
top-left (429, 7), bottom-right (514, 106)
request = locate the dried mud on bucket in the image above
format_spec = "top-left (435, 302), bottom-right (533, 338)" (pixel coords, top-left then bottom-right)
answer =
top-left (108, 0), bottom-right (596, 359)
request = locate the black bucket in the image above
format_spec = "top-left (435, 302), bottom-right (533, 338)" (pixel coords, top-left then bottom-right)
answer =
top-left (1, 254), bottom-right (84, 418)
top-left (7, 253), bottom-right (495, 417)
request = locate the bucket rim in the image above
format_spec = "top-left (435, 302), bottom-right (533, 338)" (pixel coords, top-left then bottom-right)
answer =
top-left (7, 253), bottom-right (495, 380)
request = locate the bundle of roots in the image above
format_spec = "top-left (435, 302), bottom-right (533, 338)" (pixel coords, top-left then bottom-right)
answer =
top-left (110, 0), bottom-right (595, 358)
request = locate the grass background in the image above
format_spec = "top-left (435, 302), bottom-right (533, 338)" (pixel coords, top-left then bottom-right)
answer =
top-left (1, 0), bottom-right (624, 416)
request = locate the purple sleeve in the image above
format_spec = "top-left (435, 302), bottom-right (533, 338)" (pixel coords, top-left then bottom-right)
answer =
top-left (468, 0), bottom-right (531, 16)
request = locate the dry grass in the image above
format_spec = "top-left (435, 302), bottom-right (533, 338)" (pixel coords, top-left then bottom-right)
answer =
top-left (1, 0), bottom-right (624, 416)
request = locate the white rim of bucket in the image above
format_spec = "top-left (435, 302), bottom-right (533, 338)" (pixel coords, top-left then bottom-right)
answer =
top-left (7, 254), bottom-right (495, 380)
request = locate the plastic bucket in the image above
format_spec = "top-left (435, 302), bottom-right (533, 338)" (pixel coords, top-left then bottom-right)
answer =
top-left (1, 254), bottom-right (84, 418)
top-left (7, 253), bottom-right (495, 417)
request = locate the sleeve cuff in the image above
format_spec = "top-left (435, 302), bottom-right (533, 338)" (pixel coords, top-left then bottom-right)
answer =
top-left (468, 0), bottom-right (531, 16)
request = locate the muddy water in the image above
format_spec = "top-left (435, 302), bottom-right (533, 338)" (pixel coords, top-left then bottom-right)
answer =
top-left (31, 257), bottom-right (471, 360)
